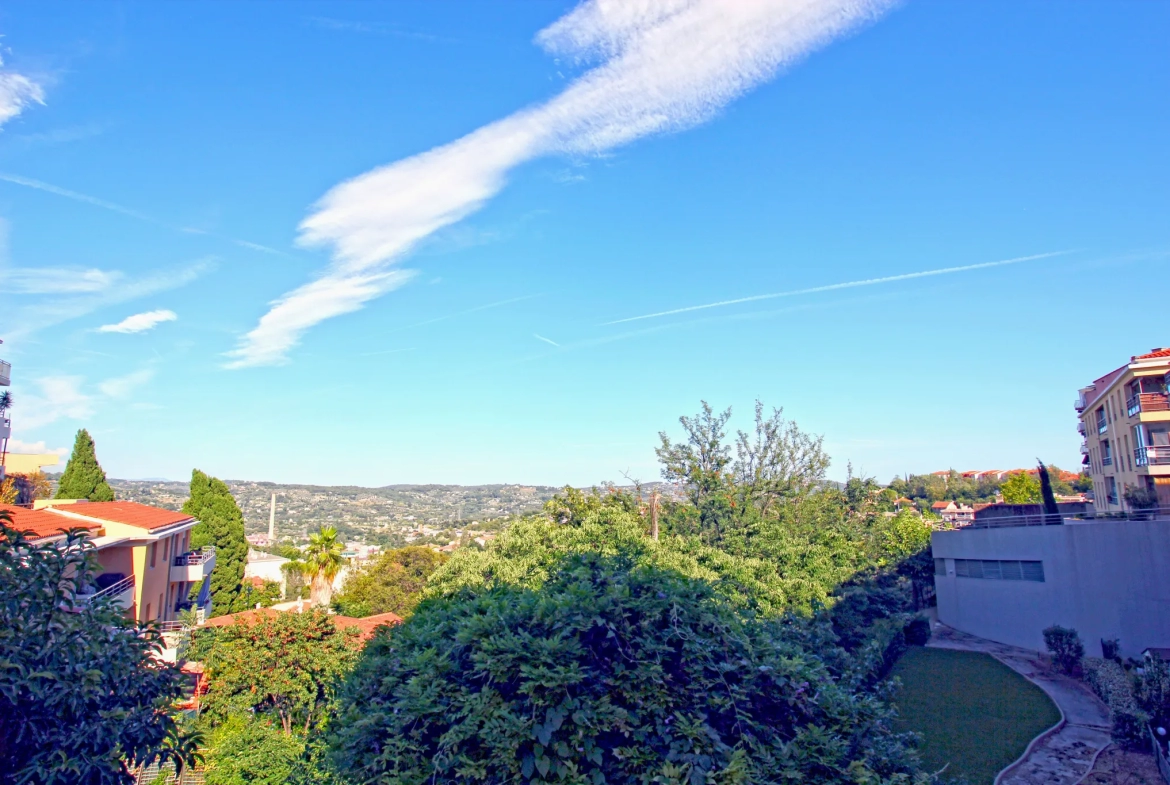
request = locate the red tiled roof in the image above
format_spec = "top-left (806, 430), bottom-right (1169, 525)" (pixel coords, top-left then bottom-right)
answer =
top-left (332, 611), bottom-right (404, 640)
top-left (203, 607), bottom-right (404, 641)
top-left (1136, 348), bottom-right (1170, 361)
top-left (46, 501), bottom-right (195, 531)
top-left (0, 504), bottom-right (103, 541)
top-left (930, 501), bottom-right (953, 510)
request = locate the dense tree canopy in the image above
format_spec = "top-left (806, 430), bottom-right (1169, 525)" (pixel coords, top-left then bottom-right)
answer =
top-left (0, 516), bottom-right (194, 784)
top-left (54, 428), bottom-right (115, 501)
top-left (333, 552), bottom-right (929, 785)
top-left (183, 469), bottom-right (249, 614)
top-left (195, 609), bottom-right (360, 736)
top-left (332, 545), bottom-right (448, 618)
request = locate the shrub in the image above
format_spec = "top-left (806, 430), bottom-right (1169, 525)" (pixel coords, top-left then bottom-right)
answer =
top-left (332, 552), bottom-right (931, 784)
top-left (1101, 638), bottom-right (1121, 663)
top-left (1083, 657), bottom-right (1148, 748)
top-left (1135, 653), bottom-right (1170, 727)
top-left (1044, 625), bottom-right (1085, 676)
top-left (904, 616), bottom-right (932, 646)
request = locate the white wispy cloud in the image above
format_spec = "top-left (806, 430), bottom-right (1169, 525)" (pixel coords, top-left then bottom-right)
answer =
top-left (304, 16), bottom-right (447, 42)
top-left (602, 251), bottom-right (1072, 325)
top-left (18, 376), bottom-right (94, 430)
top-left (6, 438), bottom-right (69, 456)
top-left (3, 266), bottom-right (122, 294)
top-left (98, 369), bottom-right (154, 398)
top-left (0, 172), bottom-right (289, 256)
top-left (0, 52), bottom-right (45, 129)
top-left (98, 309), bottom-right (178, 334)
top-left (229, 0), bottom-right (898, 368)
top-left (0, 258), bottom-right (212, 338)
top-left (534, 334), bottom-right (561, 347)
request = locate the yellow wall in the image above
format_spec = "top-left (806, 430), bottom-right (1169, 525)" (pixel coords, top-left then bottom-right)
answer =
top-left (3, 453), bottom-right (59, 475)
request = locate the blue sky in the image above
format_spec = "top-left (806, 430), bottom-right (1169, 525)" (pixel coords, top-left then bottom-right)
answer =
top-left (1, 0), bottom-right (1167, 487)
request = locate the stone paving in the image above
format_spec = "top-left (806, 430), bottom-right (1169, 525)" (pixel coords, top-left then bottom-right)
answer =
top-left (926, 622), bottom-right (1112, 785)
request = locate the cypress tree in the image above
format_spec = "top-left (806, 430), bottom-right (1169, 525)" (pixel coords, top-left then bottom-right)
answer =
top-left (182, 469), bottom-right (247, 614)
top-left (1038, 459), bottom-right (1060, 523)
top-left (54, 429), bottom-right (115, 501)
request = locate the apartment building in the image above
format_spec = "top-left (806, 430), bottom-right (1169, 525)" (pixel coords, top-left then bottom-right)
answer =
top-left (1076, 348), bottom-right (1170, 511)
top-left (3, 499), bottom-right (216, 624)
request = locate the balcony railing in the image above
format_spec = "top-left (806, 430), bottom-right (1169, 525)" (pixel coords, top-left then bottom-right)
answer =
top-left (1098, 418), bottom-right (1108, 435)
top-left (173, 546), bottom-right (216, 566)
top-left (1135, 446), bottom-right (1170, 467)
top-left (81, 575), bottom-right (135, 603)
top-left (1077, 422), bottom-right (1087, 436)
top-left (1075, 394), bottom-right (1087, 412)
top-left (0, 359), bottom-right (9, 386)
top-left (1080, 442), bottom-right (1089, 455)
top-left (1103, 455), bottom-right (1113, 466)
top-left (1127, 393), bottom-right (1170, 417)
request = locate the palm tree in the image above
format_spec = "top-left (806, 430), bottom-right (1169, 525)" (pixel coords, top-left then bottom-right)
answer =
top-left (0, 391), bottom-right (12, 414)
top-left (303, 526), bottom-right (345, 607)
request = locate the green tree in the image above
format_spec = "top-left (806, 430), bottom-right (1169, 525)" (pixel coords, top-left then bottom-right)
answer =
top-left (332, 546), bottom-right (448, 618)
top-left (197, 609), bottom-right (359, 735)
top-left (54, 428), bottom-right (115, 501)
top-left (183, 469), bottom-right (248, 615)
top-left (303, 526), bottom-right (346, 607)
top-left (203, 715), bottom-right (306, 785)
top-left (0, 514), bottom-right (197, 784)
top-left (1000, 471), bottom-right (1041, 504)
top-left (332, 552), bottom-right (929, 785)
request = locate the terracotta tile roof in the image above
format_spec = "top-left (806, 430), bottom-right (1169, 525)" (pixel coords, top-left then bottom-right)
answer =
top-left (1135, 348), bottom-right (1170, 361)
top-left (46, 501), bottom-right (195, 531)
top-left (0, 504), bottom-right (103, 541)
top-left (332, 611), bottom-right (404, 640)
top-left (203, 608), bottom-right (282, 628)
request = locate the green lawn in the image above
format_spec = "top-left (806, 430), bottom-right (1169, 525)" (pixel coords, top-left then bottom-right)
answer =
top-left (890, 647), bottom-right (1061, 785)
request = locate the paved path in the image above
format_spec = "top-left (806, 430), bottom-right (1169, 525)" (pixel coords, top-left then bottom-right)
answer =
top-left (926, 623), bottom-right (1112, 785)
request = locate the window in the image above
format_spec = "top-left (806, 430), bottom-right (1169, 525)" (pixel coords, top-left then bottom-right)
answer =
top-left (162, 536), bottom-right (169, 562)
top-left (1096, 406), bottom-right (1107, 434)
top-left (158, 593), bottom-right (164, 620)
top-left (145, 603), bottom-right (152, 620)
top-left (1102, 439), bottom-right (1112, 466)
top-left (1106, 476), bottom-right (1118, 506)
top-left (934, 558), bottom-right (947, 576)
top-left (149, 542), bottom-right (157, 569)
top-left (954, 559), bottom-right (1044, 582)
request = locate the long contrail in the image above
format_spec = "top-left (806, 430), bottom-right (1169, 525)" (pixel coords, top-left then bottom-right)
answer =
top-left (602, 251), bottom-right (1072, 326)
top-left (0, 172), bottom-right (289, 256)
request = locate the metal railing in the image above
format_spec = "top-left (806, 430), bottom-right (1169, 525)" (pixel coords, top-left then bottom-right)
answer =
top-left (1075, 395), bottom-right (1087, 412)
top-left (173, 546), bottom-right (215, 567)
top-left (1102, 455), bottom-right (1113, 466)
top-left (963, 507), bottom-right (1170, 529)
top-left (81, 575), bottom-right (135, 602)
top-left (0, 359), bottom-right (9, 386)
top-left (1128, 392), bottom-right (1170, 417)
top-left (1136, 446), bottom-right (1170, 466)
top-left (1077, 422), bottom-right (1087, 436)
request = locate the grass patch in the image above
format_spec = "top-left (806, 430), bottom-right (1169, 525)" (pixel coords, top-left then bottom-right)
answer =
top-left (890, 647), bottom-right (1061, 785)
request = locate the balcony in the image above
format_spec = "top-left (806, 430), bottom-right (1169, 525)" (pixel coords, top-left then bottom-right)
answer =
top-left (1127, 393), bottom-right (1170, 417)
top-left (170, 546), bottom-right (216, 583)
top-left (0, 359), bottom-right (9, 386)
top-left (79, 574), bottom-right (135, 610)
top-left (1135, 446), bottom-right (1170, 467)
top-left (1103, 455), bottom-right (1113, 467)
top-left (1080, 442), bottom-right (1089, 455)
top-left (1077, 422), bottom-right (1086, 436)
top-left (0, 416), bottom-right (10, 440)
top-left (1075, 394), bottom-right (1087, 412)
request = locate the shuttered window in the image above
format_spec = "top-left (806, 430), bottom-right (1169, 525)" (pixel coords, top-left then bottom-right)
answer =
top-left (934, 558), bottom-right (947, 576)
top-left (954, 559), bottom-right (1044, 582)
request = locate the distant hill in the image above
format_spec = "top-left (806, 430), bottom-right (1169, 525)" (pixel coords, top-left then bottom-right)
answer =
top-left (106, 478), bottom-right (564, 541)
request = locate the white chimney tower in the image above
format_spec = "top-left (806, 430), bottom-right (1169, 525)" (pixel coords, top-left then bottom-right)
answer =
top-left (268, 493), bottom-right (276, 542)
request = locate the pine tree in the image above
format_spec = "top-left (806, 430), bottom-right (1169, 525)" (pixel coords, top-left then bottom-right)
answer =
top-left (182, 469), bottom-right (247, 614)
top-left (54, 429), bottom-right (115, 501)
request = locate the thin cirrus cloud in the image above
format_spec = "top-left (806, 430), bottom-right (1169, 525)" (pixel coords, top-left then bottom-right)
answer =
top-left (226, 0), bottom-right (899, 369)
top-left (0, 53), bottom-right (45, 128)
top-left (98, 309), bottom-right (178, 334)
top-left (3, 266), bottom-right (122, 294)
top-left (17, 376), bottom-right (94, 430)
top-left (601, 251), bottom-right (1073, 325)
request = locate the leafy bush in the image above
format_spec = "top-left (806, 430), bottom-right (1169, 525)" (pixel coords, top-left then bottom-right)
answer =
top-left (904, 616), bottom-right (932, 646)
top-left (1101, 638), bottom-right (1121, 663)
top-left (1135, 653), bottom-right (1170, 727)
top-left (204, 715), bottom-right (306, 785)
top-left (333, 552), bottom-right (931, 784)
top-left (1083, 657), bottom-right (1148, 748)
top-left (0, 519), bottom-right (198, 783)
top-left (332, 545), bottom-right (447, 618)
top-left (426, 511), bottom-right (805, 616)
top-left (1044, 625), bottom-right (1085, 676)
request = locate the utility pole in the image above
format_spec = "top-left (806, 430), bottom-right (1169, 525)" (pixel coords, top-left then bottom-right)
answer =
top-left (268, 493), bottom-right (277, 542)
top-left (649, 490), bottom-right (660, 541)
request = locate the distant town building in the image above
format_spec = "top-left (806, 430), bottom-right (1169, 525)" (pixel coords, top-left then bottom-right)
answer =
top-left (1076, 347), bottom-right (1170, 512)
top-left (244, 549), bottom-right (290, 597)
top-left (930, 501), bottom-right (977, 526)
